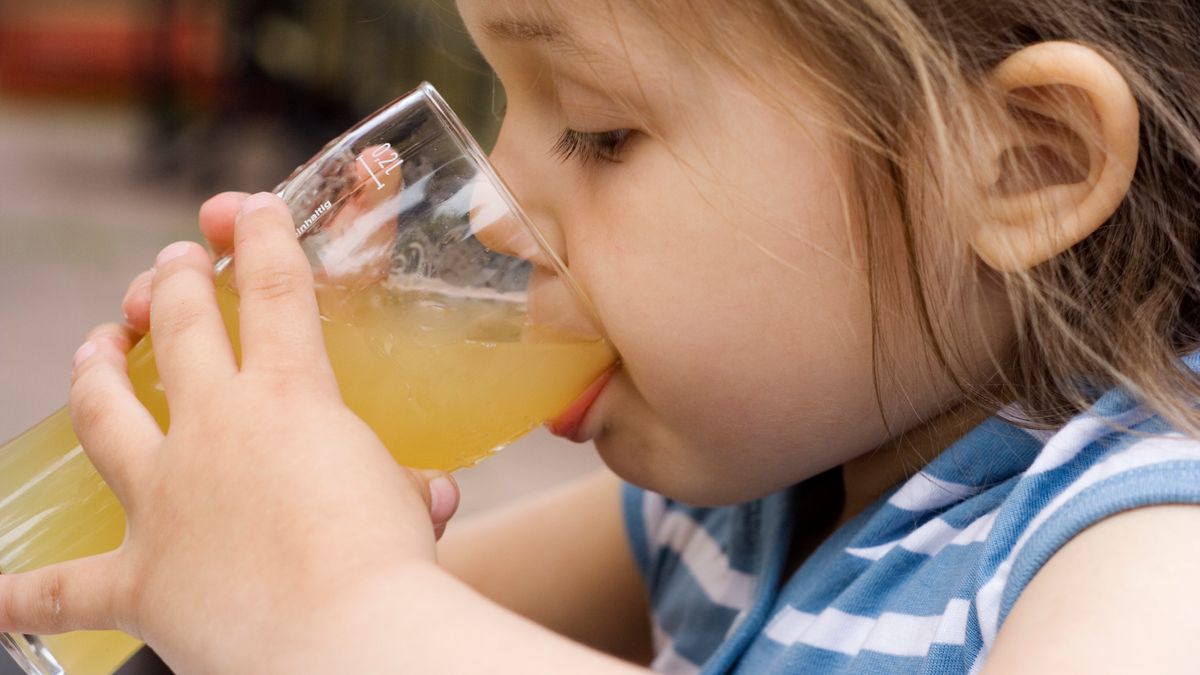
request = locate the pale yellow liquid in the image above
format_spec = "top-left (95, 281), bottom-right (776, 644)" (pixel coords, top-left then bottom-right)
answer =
top-left (0, 281), bottom-right (615, 674)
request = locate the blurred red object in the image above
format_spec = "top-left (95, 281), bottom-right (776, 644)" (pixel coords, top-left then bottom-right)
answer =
top-left (0, 3), bottom-right (224, 102)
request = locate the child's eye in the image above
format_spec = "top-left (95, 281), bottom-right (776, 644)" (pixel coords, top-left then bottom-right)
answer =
top-left (551, 129), bottom-right (633, 165)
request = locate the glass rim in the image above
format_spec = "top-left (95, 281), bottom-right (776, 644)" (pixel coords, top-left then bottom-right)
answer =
top-left (227, 82), bottom-right (611, 344)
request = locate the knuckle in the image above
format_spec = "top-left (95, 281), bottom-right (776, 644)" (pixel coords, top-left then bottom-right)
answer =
top-left (243, 266), bottom-right (307, 302)
top-left (153, 301), bottom-right (207, 341)
top-left (150, 268), bottom-right (213, 338)
top-left (85, 324), bottom-right (131, 351)
top-left (244, 368), bottom-right (312, 398)
top-left (259, 369), bottom-right (341, 407)
top-left (70, 369), bottom-right (109, 429)
top-left (70, 395), bottom-right (105, 434)
top-left (30, 573), bottom-right (67, 633)
top-left (402, 469), bottom-right (433, 510)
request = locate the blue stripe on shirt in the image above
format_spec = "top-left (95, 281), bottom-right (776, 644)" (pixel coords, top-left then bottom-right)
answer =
top-left (622, 363), bottom-right (1200, 674)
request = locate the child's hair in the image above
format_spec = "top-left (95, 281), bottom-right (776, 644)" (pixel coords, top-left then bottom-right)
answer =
top-left (599, 0), bottom-right (1200, 438)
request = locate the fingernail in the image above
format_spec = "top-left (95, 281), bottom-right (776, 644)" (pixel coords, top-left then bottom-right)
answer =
top-left (73, 341), bottom-right (97, 368)
top-left (241, 191), bottom-right (282, 215)
top-left (156, 241), bottom-right (194, 267)
top-left (428, 476), bottom-right (457, 523)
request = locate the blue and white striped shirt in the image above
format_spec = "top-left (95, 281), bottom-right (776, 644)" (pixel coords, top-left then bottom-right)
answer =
top-left (622, 361), bottom-right (1200, 673)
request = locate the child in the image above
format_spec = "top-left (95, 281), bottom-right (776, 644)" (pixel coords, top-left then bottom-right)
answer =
top-left (8, 0), bottom-right (1200, 672)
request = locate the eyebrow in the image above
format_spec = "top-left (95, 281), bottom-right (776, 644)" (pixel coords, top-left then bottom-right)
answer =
top-left (482, 18), bottom-right (569, 44)
top-left (481, 15), bottom-right (612, 67)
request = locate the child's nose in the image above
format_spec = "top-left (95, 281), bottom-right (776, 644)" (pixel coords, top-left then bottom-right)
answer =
top-left (472, 139), bottom-right (568, 271)
top-left (468, 184), bottom-right (555, 269)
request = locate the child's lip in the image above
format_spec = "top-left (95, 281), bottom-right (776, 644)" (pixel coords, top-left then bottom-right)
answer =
top-left (546, 365), bottom-right (618, 442)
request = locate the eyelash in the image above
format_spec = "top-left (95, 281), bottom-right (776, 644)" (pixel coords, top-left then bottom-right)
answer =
top-left (551, 129), bottom-right (633, 165)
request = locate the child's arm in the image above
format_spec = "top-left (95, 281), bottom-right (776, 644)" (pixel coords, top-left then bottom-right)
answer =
top-left (982, 504), bottom-right (1200, 672)
top-left (438, 469), bottom-right (654, 664)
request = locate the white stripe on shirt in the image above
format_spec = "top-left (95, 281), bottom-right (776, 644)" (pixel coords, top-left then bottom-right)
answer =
top-left (643, 492), bottom-right (667, 558)
top-left (970, 433), bottom-right (1200, 672)
top-left (888, 472), bottom-right (985, 511)
top-left (845, 509), bottom-right (997, 561)
top-left (655, 510), bottom-right (757, 610)
top-left (1022, 404), bottom-right (1155, 476)
top-left (764, 599), bottom-right (972, 656)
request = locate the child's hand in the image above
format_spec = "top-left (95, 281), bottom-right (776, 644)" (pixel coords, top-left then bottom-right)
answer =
top-left (0, 193), bottom-right (460, 670)
top-left (121, 190), bottom-right (458, 538)
top-left (122, 191), bottom-right (258, 333)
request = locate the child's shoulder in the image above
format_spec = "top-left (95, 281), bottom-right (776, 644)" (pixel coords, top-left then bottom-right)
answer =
top-left (618, 387), bottom-right (1200, 673)
top-left (979, 388), bottom-right (1200, 647)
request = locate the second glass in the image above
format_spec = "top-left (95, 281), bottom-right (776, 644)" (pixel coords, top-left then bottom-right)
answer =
top-left (0, 82), bottom-right (617, 675)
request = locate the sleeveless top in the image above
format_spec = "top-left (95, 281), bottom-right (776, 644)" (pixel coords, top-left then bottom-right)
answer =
top-left (622, 361), bottom-right (1200, 673)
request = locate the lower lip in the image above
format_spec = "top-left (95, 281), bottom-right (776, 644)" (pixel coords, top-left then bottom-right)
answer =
top-left (547, 366), bottom-right (617, 442)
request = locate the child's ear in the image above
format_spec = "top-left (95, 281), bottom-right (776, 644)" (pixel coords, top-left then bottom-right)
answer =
top-left (970, 41), bottom-right (1139, 272)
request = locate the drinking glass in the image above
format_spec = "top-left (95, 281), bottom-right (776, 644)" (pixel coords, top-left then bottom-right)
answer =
top-left (0, 82), bottom-right (616, 675)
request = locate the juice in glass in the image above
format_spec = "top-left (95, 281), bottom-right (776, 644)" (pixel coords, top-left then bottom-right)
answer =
top-left (0, 277), bottom-right (616, 674)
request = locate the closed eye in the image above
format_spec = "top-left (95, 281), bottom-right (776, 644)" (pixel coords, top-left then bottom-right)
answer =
top-left (551, 129), bottom-right (633, 165)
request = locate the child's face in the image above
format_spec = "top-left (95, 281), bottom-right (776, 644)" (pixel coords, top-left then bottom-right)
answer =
top-left (460, 0), bottom-right (1013, 505)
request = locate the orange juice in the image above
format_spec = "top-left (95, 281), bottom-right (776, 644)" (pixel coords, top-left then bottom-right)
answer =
top-left (0, 279), bottom-right (615, 674)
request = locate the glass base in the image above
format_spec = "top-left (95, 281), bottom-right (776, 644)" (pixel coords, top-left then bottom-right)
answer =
top-left (1, 633), bottom-right (64, 675)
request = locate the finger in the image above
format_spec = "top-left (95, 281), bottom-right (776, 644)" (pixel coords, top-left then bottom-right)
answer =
top-left (417, 470), bottom-right (460, 538)
top-left (199, 192), bottom-right (249, 256)
top-left (0, 553), bottom-right (123, 635)
top-left (149, 241), bottom-right (238, 406)
top-left (233, 192), bottom-right (333, 378)
top-left (82, 322), bottom-right (139, 357)
top-left (121, 269), bottom-right (155, 334)
top-left (70, 328), bottom-right (160, 503)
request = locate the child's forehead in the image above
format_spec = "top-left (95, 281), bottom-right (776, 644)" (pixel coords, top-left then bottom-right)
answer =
top-left (459, 0), bottom-right (600, 33)
top-left (459, 0), bottom-right (713, 81)
top-left (461, 0), bottom-right (706, 51)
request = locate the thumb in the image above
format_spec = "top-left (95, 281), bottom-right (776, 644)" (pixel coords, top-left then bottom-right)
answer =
top-left (0, 553), bottom-right (126, 635)
top-left (416, 470), bottom-right (460, 540)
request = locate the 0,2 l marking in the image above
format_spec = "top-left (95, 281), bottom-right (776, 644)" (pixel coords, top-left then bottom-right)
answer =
top-left (356, 143), bottom-right (403, 190)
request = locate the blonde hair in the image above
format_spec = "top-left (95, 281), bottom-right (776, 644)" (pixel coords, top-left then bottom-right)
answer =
top-left (608, 0), bottom-right (1200, 438)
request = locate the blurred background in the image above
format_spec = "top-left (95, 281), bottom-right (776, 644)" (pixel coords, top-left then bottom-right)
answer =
top-left (0, 1), bottom-right (602, 672)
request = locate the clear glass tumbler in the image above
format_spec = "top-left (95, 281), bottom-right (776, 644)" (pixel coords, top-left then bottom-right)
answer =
top-left (0, 82), bottom-right (616, 675)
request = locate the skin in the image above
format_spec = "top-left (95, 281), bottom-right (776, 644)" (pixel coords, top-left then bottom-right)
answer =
top-left (458, 0), bottom-right (1017, 508)
top-left (0, 1), bottom-right (1187, 672)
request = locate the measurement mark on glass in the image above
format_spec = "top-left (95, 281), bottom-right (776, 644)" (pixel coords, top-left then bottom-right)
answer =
top-left (356, 143), bottom-right (404, 190)
top-left (293, 146), bottom-right (404, 238)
